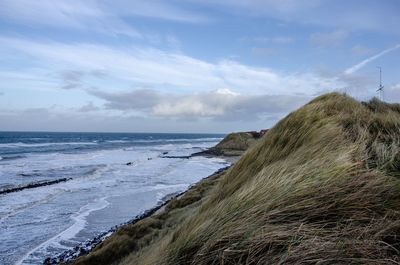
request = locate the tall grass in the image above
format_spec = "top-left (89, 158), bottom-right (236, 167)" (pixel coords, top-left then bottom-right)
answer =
top-left (73, 93), bottom-right (400, 265)
top-left (159, 93), bottom-right (400, 264)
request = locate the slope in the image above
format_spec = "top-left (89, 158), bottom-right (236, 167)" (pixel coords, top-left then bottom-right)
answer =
top-left (74, 93), bottom-right (400, 265)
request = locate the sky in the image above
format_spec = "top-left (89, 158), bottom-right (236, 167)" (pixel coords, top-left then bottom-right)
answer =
top-left (0, 0), bottom-right (399, 133)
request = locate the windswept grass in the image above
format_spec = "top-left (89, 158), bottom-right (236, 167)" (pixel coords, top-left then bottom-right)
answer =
top-left (204, 132), bottom-right (260, 156)
top-left (73, 93), bottom-right (400, 265)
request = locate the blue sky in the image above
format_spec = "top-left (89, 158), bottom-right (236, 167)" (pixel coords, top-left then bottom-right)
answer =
top-left (0, 0), bottom-right (399, 133)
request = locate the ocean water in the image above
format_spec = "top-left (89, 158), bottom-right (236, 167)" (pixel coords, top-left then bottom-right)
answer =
top-left (0, 132), bottom-right (227, 265)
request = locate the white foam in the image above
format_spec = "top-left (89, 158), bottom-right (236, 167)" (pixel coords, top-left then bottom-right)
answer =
top-left (106, 140), bottom-right (130, 143)
top-left (0, 142), bottom-right (98, 148)
top-left (0, 190), bottom-right (64, 225)
top-left (16, 197), bottom-right (110, 265)
top-left (0, 138), bottom-right (221, 149)
top-left (133, 137), bottom-right (222, 144)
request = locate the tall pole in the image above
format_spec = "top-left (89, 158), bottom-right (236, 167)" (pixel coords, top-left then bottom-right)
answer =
top-left (377, 66), bottom-right (384, 101)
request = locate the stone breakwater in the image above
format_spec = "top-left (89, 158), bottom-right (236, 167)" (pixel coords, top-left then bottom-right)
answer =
top-left (0, 178), bottom-right (72, 195)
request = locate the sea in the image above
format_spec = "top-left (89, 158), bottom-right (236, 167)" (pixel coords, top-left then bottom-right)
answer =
top-left (0, 131), bottom-right (228, 265)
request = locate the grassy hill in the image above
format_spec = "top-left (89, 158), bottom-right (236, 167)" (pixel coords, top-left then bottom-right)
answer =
top-left (72, 93), bottom-right (400, 264)
top-left (195, 131), bottom-right (263, 157)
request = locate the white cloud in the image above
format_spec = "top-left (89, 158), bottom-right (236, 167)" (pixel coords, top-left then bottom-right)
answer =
top-left (2, 0), bottom-right (398, 36)
top-left (0, 36), bottom-right (342, 96)
top-left (152, 89), bottom-right (238, 118)
top-left (344, 44), bottom-right (400, 75)
top-left (0, 0), bottom-right (141, 37)
top-left (0, 0), bottom-right (208, 37)
top-left (91, 88), bottom-right (310, 121)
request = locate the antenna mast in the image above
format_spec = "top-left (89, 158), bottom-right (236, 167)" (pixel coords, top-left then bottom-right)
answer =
top-left (377, 66), bottom-right (384, 100)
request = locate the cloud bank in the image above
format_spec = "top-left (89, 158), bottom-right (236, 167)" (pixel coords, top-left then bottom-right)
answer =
top-left (91, 88), bottom-right (310, 121)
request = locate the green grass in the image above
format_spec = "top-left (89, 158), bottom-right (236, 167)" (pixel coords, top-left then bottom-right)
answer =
top-left (72, 93), bottom-right (400, 265)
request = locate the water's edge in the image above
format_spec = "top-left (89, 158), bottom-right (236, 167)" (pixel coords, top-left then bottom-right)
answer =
top-left (44, 165), bottom-right (232, 265)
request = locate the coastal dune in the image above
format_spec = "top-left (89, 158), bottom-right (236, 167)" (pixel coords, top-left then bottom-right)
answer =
top-left (71, 93), bottom-right (400, 264)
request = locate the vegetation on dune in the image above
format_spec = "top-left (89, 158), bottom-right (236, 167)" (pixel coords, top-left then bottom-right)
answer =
top-left (202, 131), bottom-right (262, 156)
top-left (72, 93), bottom-right (400, 265)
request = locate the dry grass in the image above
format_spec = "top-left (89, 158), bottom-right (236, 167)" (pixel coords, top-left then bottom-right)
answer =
top-left (153, 93), bottom-right (400, 265)
top-left (73, 93), bottom-right (400, 265)
top-left (206, 132), bottom-right (260, 156)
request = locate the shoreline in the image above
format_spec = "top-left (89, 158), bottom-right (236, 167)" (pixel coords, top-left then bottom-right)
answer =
top-left (44, 163), bottom-right (234, 264)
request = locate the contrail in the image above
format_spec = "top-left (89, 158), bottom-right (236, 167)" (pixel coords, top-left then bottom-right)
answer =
top-left (344, 44), bottom-right (400, 75)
